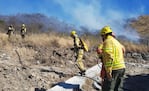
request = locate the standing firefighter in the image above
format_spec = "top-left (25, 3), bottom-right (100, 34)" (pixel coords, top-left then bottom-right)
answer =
top-left (7, 24), bottom-right (15, 38)
top-left (20, 24), bottom-right (26, 39)
top-left (100, 26), bottom-right (126, 91)
top-left (70, 30), bottom-right (88, 75)
top-left (96, 32), bottom-right (116, 84)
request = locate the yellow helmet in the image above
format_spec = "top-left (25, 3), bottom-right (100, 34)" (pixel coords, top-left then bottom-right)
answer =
top-left (22, 24), bottom-right (25, 27)
top-left (100, 26), bottom-right (112, 35)
top-left (70, 30), bottom-right (76, 36)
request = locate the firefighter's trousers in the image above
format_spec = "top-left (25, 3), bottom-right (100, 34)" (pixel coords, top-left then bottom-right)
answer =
top-left (102, 68), bottom-right (125, 91)
top-left (76, 49), bottom-right (85, 71)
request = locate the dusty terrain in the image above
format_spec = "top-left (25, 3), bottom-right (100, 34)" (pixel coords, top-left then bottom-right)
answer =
top-left (0, 33), bottom-right (149, 91)
top-left (0, 33), bottom-right (99, 91)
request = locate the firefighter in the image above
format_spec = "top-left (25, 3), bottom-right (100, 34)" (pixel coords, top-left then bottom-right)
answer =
top-left (20, 24), bottom-right (26, 39)
top-left (70, 30), bottom-right (86, 75)
top-left (96, 32), bottom-right (116, 83)
top-left (100, 26), bottom-right (126, 91)
top-left (96, 44), bottom-right (106, 84)
top-left (7, 24), bottom-right (15, 38)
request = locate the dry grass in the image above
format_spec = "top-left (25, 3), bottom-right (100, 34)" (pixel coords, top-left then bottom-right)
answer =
top-left (0, 33), bottom-right (12, 50)
top-left (82, 34), bottom-right (149, 53)
top-left (25, 33), bottom-right (73, 48)
top-left (0, 32), bottom-right (73, 64)
top-left (81, 35), bottom-right (102, 50)
top-left (122, 41), bottom-right (149, 53)
top-left (0, 32), bottom-right (148, 54)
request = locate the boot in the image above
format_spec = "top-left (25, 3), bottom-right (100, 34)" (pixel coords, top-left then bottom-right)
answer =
top-left (79, 70), bottom-right (86, 76)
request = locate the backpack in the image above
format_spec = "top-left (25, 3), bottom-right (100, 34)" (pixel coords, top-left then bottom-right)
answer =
top-left (79, 38), bottom-right (89, 52)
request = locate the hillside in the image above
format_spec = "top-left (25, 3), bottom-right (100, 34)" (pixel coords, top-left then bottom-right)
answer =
top-left (0, 13), bottom-right (79, 33)
top-left (0, 14), bottom-right (149, 91)
top-left (130, 15), bottom-right (149, 38)
top-left (0, 31), bottom-right (149, 91)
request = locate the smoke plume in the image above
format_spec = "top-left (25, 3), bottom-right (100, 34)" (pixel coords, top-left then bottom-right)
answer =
top-left (53, 0), bottom-right (145, 40)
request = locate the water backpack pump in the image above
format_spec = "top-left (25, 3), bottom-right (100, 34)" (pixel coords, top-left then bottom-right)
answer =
top-left (79, 38), bottom-right (89, 52)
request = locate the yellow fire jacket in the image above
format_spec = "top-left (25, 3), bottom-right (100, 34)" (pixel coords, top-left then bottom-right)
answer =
top-left (21, 26), bottom-right (26, 33)
top-left (102, 35), bottom-right (125, 73)
top-left (73, 34), bottom-right (82, 49)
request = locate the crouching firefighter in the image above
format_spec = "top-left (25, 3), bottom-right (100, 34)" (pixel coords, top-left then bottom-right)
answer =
top-left (70, 30), bottom-right (88, 75)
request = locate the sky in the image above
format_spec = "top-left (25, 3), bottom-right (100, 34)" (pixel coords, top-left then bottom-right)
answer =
top-left (0, 0), bottom-right (149, 39)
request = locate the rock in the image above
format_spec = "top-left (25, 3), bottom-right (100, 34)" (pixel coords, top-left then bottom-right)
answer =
top-left (34, 88), bottom-right (46, 91)
top-left (126, 52), bottom-right (132, 58)
top-left (28, 75), bottom-right (34, 79)
top-left (36, 60), bottom-right (40, 65)
top-left (3, 66), bottom-right (9, 70)
top-left (142, 53), bottom-right (149, 61)
top-left (93, 81), bottom-right (102, 91)
top-left (132, 52), bottom-right (142, 59)
top-left (3, 74), bottom-right (8, 78)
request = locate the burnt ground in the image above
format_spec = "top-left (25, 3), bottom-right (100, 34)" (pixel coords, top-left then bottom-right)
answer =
top-left (123, 61), bottom-right (149, 91)
top-left (124, 74), bottom-right (149, 91)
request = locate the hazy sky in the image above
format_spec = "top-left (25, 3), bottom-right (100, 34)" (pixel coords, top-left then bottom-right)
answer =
top-left (0, 0), bottom-right (148, 39)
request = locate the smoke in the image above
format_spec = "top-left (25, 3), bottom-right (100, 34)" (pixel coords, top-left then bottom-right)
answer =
top-left (0, 0), bottom-right (145, 40)
top-left (53, 0), bottom-right (144, 40)
top-left (53, 0), bottom-right (101, 29)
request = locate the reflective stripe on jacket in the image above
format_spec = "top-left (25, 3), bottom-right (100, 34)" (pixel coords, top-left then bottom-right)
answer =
top-left (102, 36), bottom-right (125, 73)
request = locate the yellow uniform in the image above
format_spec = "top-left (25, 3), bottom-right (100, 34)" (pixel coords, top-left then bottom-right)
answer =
top-left (73, 34), bottom-right (85, 72)
top-left (7, 25), bottom-right (15, 38)
top-left (102, 36), bottom-right (125, 73)
top-left (100, 26), bottom-right (125, 91)
top-left (20, 24), bottom-right (26, 39)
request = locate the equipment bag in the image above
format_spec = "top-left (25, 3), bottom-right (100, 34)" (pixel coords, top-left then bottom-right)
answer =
top-left (79, 38), bottom-right (89, 52)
